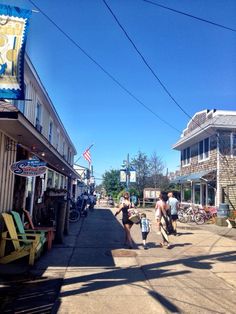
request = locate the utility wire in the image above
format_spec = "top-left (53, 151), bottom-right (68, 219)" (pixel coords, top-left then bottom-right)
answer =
top-left (103, 0), bottom-right (236, 194)
top-left (27, 0), bottom-right (181, 134)
top-left (102, 0), bottom-right (234, 142)
top-left (143, 0), bottom-right (236, 33)
top-left (103, 0), bottom-right (192, 121)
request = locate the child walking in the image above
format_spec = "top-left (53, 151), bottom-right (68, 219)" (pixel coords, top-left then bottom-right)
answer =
top-left (140, 213), bottom-right (151, 249)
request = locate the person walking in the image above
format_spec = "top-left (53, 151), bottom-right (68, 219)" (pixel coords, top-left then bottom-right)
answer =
top-left (115, 191), bottom-right (134, 249)
top-left (155, 193), bottom-right (170, 248)
top-left (167, 192), bottom-right (180, 236)
top-left (140, 213), bottom-right (151, 249)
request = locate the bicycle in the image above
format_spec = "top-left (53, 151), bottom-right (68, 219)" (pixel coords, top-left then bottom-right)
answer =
top-left (194, 206), bottom-right (217, 225)
top-left (178, 204), bottom-right (203, 224)
top-left (69, 198), bottom-right (81, 223)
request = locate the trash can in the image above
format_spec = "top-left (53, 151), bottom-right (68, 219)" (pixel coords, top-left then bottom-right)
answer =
top-left (217, 203), bottom-right (230, 218)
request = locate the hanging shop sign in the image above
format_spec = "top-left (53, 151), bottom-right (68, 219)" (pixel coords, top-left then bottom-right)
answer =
top-left (0, 4), bottom-right (32, 100)
top-left (10, 156), bottom-right (47, 177)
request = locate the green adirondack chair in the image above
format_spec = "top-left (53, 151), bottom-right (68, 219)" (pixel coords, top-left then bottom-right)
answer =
top-left (23, 209), bottom-right (55, 250)
top-left (0, 213), bottom-right (43, 265)
top-left (11, 211), bottom-right (47, 248)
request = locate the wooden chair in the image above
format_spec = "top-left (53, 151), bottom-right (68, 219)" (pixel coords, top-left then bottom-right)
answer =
top-left (0, 213), bottom-right (42, 265)
top-left (11, 211), bottom-right (47, 248)
top-left (23, 209), bottom-right (55, 250)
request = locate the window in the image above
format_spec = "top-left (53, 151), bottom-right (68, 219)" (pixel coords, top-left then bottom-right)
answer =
top-left (49, 120), bottom-right (53, 143)
top-left (208, 185), bottom-right (215, 206)
top-left (194, 183), bottom-right (200, 204)
top-left (62, 141), bottom-right (65, 157)
top-left (219, 133), bottom-right (230, 155)
top-left (199, 138), bottom-right (209, 161)
top-left (55, 129), bottom-right (60, 150)
top-left (47, 170), bottom-right (54, 188)
top-left (181, 147), bottom-right (190, 166)
top-left (36, 102), bottom-right (42, 132)
top-left (232, 133), bottom-right (236, 156)
top-left (55, 173), bottom-right (59, 188)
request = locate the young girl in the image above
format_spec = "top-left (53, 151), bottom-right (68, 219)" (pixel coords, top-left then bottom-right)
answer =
top-left (140, 213), bottom-right (151, 249)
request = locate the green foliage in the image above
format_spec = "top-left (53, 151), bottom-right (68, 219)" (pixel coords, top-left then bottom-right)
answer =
top-left (102, 169), bottom-right (124, 199)
top-left (102, 150), bottom-right (176, 199)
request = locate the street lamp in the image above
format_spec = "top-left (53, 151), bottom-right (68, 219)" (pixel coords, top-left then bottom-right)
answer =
top-left (120, 154), bottom-right (136, 191)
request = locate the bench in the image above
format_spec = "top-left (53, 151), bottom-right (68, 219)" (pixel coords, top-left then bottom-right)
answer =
top-left (0, 213), bottom-right (43, 265)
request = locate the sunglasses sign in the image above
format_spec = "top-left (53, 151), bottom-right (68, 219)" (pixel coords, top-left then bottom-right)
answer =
top-left (10, 156), bottom-right (47, 177)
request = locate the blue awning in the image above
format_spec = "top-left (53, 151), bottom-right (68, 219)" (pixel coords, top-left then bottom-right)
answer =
top-left (171, 170), bottom-right (216, 184)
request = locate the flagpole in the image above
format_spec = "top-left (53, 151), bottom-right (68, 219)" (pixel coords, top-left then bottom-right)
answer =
top-left (74, 143), bottom-right (94, 164)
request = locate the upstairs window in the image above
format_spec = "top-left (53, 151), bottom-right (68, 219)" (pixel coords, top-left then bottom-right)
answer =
top-left (199, 138), bottom-right (209, 161)
top-left (55, 129), bottom-right (60, 150)
top-left (35, 102), bottom-right (42, 132)
top-left (49, 120), bottom-right (53, 143)
top-left (181, 147), bottom-right (190, 166)
top-left (232, 133), bottom-right (236, 156)
top-left (219, 133), bottom-right (230, 155)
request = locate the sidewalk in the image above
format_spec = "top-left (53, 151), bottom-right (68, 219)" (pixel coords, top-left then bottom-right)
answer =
top-left (0, 207), bottom-right (236, 313)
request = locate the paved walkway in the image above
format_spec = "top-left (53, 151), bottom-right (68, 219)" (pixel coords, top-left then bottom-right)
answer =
top-left (0, 207), bottom-right (236, 313)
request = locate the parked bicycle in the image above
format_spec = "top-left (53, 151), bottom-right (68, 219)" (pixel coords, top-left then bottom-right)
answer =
top-left (178, 204), bottom-right (203, 224)
top-left (194, 206), bottom-right (217, 225)
top-left (178, 204), bottom-right (217, 225)
top-left (69, 198), bottom-right (81, 223)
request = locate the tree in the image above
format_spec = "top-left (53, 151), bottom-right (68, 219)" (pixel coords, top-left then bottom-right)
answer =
top-left (149, 152), bottom-right (165, 189)
top-left (131, 151), bottom-right (149, 197)
top-left (102, 169), bottom-right (124, 198)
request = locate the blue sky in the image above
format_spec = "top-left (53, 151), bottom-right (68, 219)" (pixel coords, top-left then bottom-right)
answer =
top-left (1, 0), bottom-right (236, 182)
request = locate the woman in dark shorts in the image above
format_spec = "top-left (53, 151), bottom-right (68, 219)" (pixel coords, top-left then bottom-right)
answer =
top-left (115, 192), bottom-right (134, 249)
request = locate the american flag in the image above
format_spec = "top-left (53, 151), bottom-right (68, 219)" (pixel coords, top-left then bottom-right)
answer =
top-left (83, 148), bottom-right (91, 163)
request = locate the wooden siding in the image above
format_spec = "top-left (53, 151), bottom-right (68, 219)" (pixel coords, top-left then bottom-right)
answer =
top-left (219, 155), bottom-right (236, 210)
top-left (0, 132), bottom-right (16, 213)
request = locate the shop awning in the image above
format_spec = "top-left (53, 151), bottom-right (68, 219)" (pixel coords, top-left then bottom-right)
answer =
top-left (171, 170), bottom-right (216, 184)
top-left (0, 109), bottom-right (79, 180)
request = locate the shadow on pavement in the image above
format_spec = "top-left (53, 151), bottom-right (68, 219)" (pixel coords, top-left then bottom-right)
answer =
top-left (1, 208), bottom-right (236, 313)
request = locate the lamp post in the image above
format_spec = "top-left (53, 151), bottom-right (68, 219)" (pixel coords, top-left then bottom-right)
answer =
top-left (121, 154), bottom-right (130, 191)
top-left (120, 154), bottom-right (136, 191)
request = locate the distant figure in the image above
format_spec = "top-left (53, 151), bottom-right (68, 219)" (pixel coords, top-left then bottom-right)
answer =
top-left (81, 192), bottom-right (89, 216)
top-left (155, 193), bottom-right (170, 248)
top-left (96, 192), bottom-right (101, 204)
top-left (130, 193), bottom-right (138, 207)
top-left (88, 194), bottom-right (96, 211)
top-left (115, 191), bottom-right (134, 249)
top-left (140, 213), bottom-right (151, 249)
top-left (167, 192), bottom-right (180, 236)
top-left (108, 195), bottom-right (114, 206)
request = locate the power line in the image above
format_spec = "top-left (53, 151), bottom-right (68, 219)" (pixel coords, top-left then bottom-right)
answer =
top-left (142, 0), bottom-right (236, 33)
top-left (102, 0), bottom-right (234, 141)
top-left (102, 0), bottom-right (193, 120)
top-left (103, 0), bottom-right (236, 193)
top-left (27, 0), bottom-right (181, 134)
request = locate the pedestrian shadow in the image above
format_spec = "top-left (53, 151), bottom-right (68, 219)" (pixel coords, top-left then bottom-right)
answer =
top-left (176, 232), bottom-right (193, 235)
top-left (1, 208), bottom-right (236, 314)
top-left (169, 242), bottom-right (192, 248)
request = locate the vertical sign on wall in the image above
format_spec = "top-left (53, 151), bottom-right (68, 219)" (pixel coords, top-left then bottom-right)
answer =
top-left (0, 4), bottom-right (31, 100)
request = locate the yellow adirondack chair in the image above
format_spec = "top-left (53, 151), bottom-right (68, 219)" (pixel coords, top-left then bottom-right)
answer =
top-left (0, 213), bottom-right (42, 265)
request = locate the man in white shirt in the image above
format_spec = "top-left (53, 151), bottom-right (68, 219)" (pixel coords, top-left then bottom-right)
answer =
top-left (167, 192), bottom-right (180, 236)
